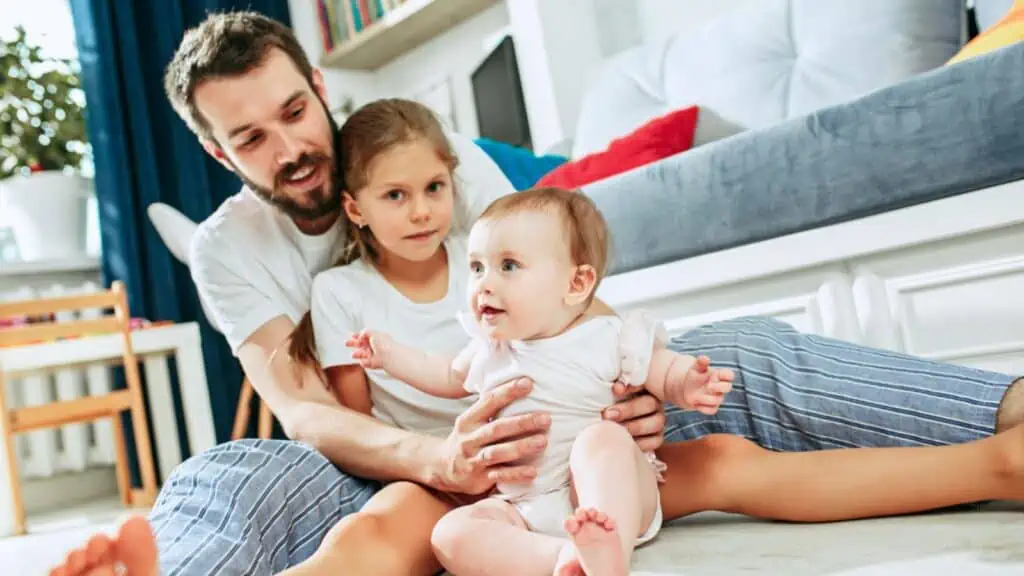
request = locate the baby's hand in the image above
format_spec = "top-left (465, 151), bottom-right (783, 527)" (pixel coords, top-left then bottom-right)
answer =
top-left (345, 330), bottom-right (393, 370)
top-left (670, 356), bottom-right (734, 415)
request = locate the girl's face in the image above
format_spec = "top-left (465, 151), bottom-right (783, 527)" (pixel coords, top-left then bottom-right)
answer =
top-left (343, 138), bottom-right (455, 265)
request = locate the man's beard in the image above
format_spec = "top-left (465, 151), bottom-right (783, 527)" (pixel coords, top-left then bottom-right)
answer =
top-left (231, 100), bottom-right (343, 221)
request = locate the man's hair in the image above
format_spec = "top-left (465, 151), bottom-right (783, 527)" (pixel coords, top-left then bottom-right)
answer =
top-left (480, 187), bottom-right (610, 293)
top-left (163, 11), bottom-right (314, 141)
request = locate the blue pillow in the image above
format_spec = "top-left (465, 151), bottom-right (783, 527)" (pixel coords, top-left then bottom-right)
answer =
top-left (474, 138), bottom-right (568, 191)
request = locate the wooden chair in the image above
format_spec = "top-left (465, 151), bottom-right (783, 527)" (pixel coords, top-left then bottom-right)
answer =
top-left (231, 377), bottom-right (274, 440)
top-left (0, 281), bottom-right (158, 535)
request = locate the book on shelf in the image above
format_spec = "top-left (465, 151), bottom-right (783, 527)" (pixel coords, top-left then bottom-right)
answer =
top-left (317, 0), bottom-right (409, 51)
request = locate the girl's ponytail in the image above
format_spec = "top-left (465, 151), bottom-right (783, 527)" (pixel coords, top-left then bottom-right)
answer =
top-left (288, 311), bottom-right (325, 385)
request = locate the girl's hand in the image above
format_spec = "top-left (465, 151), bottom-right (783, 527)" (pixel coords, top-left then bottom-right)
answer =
top-left (345, 330), bottom-right (393, 370)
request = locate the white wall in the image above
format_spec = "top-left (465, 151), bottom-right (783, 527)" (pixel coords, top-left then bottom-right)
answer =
top-left (372, 3), bottom-right (509, 138)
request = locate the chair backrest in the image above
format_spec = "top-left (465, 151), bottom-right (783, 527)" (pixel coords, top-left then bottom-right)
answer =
top-left (0, 281), bottom-right (138, 369)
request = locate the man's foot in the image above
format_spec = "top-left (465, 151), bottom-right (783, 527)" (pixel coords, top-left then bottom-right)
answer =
top-left (553, 508), bottom-right (627, 576)
top-left (50, 515), bottom-right (158, 576)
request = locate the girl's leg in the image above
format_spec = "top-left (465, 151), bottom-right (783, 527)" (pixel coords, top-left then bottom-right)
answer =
top-left (655, 425), bottom-right (1024, 523)
top-left (559, 420), bottom-right (660, 576)
top-left (665, 317), bottom-right (1019, 449)
top-left (431, 497), bottom-right (567, 576)
top-left (281, 481), bottom-right (453, 576)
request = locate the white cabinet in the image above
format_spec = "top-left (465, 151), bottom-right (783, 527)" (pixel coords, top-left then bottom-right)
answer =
top-left (850, 228), bottom-right (1024, 375)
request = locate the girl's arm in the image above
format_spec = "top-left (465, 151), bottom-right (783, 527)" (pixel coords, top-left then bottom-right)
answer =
top-left (349, 330), bottom-right (471, 399)
top-left (326, 364), bottom-right (374, 416)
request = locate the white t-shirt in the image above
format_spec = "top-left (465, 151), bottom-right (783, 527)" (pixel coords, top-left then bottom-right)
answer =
top-left (310, 236), bottom-right (474, 436)
top-left (189, 129), bottom-right (514, 353)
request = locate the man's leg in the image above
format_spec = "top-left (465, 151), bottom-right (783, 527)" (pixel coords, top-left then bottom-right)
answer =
top-left (663, 316), bottom-right (1020, 449)
top-left (152, 439), bottom-right (378, 575)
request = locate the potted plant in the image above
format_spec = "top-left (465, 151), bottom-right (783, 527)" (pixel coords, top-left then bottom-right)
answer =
top-left (0, 25), bottom-right (93, 261)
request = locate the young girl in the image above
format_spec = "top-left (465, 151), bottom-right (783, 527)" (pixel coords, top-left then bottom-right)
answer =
top-left (346, 186), bottom-right (735, 576)
top-left (280, 97), bottom-right (1024, 576)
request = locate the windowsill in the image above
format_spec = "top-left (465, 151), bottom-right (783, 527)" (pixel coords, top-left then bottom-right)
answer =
top-left (0, 256), bottom-right (101, 277)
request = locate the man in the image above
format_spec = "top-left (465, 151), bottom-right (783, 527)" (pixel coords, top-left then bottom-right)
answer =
top-left (51, 10), bottom-right (1024, 576)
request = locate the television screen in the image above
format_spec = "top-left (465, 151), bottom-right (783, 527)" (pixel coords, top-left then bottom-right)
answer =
top-left (471, 35), bottom-right (532, 150)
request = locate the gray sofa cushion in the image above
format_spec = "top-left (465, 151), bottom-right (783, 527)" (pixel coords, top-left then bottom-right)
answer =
top-left (573, 0), bottom-right (964, 158)
top-left (585, 43), bottom-right (1024, 276)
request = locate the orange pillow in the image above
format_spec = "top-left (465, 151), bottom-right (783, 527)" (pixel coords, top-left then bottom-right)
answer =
top-left (949, 0), bottom-right (1024, 64)
top-left (536, 106), bottom-right (700, 189)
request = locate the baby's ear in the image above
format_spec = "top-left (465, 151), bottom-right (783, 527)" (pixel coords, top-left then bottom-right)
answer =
top-left (564, 264), bottom-right (597, 307)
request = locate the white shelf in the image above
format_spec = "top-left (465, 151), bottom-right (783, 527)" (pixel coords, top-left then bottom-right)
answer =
top-left (320, 0), bottom-right (498, 70)
top-left (0, 256), bottom-right (101, 277)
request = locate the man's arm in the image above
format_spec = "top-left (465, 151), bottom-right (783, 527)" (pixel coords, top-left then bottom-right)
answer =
top-left (238, 315), bottom-right (451, 486)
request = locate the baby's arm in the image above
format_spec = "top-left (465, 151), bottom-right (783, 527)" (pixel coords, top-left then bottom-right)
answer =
top-left (347, 330), bottom-right (471, 399)
top-left (644, 349), bottom-right (734, 415)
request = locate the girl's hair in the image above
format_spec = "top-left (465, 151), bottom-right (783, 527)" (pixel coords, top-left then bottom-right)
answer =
top-left (287, 98), bottom-right (458, 380)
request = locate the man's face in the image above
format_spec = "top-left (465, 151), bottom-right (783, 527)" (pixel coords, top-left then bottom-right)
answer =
top-left (193, 48), bottom-right (340, 221)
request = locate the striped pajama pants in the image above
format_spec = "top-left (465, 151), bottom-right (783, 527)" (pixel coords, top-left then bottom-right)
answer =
top-left (150, 317), bottom-right (1015, 574)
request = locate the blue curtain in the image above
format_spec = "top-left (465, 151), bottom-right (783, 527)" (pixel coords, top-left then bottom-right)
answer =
top-left (68, 1), bottom-right (292, 471)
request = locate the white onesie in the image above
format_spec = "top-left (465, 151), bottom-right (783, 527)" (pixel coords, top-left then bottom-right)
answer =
top-left (459, 311), bottom-right (669, 543)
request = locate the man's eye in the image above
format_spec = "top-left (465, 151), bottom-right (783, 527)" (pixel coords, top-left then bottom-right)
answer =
top-left (241, 133), bottom-right (264, 148)
top-left (287, 106), bottom-right (304, 120)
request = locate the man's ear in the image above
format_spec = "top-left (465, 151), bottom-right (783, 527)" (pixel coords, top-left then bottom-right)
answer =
top-left (201, 139), bottom-right (235, 174)
top-left (564, 264), bottom-right (597, 307)
top-left (343, 192), bottom-right (364, 227)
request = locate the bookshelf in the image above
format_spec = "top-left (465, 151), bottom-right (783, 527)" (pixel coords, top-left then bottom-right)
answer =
top-left (317, 0), bottom-right (499, 70)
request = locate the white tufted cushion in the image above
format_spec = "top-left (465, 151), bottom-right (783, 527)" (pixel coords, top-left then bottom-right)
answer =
top-left (572, 0), bottom-right (964, 158)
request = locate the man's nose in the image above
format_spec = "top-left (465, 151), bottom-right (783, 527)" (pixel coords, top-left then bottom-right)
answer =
top-left (273, 131), bottom-right (304, 167)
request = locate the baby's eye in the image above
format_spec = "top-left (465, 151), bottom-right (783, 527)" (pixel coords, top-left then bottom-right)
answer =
top-left (385, 189), bottom-right (404, 201)
top-left (469, 260), bottom-right (483, 274)
top-left (501, 259), bottom-right (519, 272)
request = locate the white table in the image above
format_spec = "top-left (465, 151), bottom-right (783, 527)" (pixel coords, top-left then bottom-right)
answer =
top-left (0, 322), bottom-right (216, 484)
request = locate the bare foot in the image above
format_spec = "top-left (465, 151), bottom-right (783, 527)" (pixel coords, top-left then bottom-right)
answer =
top-left (554, 508), bottom-right (627, 576)
top-left (50, 515), bottom-right (158, 576)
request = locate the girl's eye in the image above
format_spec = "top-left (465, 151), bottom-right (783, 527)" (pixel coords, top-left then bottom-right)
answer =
top-left (501, 259), bottom-right (519, 272)
top-left (385, 189), bottom-right (404, 201)
top-left (426, 180), bottom-right (444, 193)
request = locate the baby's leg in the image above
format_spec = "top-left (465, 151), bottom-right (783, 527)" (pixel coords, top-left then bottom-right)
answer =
top-left (432, 497), bottom-right (568, 576)
top-left (561, 420), bottom-right (659, 576)
top-left (281, 481), bottom-right (452, 576)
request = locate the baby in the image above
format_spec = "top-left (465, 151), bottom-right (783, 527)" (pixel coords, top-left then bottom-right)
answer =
top-left (347, 187), bottom-right (733, 576)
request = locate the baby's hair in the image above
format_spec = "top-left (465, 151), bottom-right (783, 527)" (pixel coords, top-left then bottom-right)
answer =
top-left (479, 186), bottom-right (610, 295)
top-left (288, 98), bottom-right (458, 376)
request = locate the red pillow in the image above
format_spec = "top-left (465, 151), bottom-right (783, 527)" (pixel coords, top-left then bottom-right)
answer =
top-left (537, 106), bottom-right (700, 189)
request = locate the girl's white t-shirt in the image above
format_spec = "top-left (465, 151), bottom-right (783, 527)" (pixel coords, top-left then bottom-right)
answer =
top-left (310, 236), bottom-right (473, 437)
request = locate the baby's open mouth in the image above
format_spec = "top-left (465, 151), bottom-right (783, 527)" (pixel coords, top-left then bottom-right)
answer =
top-left (479, 305), bottom-right (505, 318)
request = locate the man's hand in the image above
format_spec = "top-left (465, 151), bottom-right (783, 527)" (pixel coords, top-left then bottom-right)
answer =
top-left (602, 383), bottom-right (666, 452)
top-left (434, 377), bottom-right (551, 495)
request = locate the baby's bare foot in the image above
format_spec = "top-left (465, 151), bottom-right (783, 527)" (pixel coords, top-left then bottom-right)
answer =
top-left (558, 508), bottom-right (627, 576)
top-left (49, 515), bottom-right (158, 576)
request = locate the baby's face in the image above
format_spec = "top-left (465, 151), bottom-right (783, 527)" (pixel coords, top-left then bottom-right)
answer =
top-left (466, 211), bottom-right (577, 340)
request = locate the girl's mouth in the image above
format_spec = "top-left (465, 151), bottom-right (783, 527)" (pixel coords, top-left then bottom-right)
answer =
top-left (405, 230), bottom-right (437, 241)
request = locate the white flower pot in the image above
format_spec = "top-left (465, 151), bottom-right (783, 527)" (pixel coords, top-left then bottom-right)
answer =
top-left (0, 171), bottom-right (91, 261)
